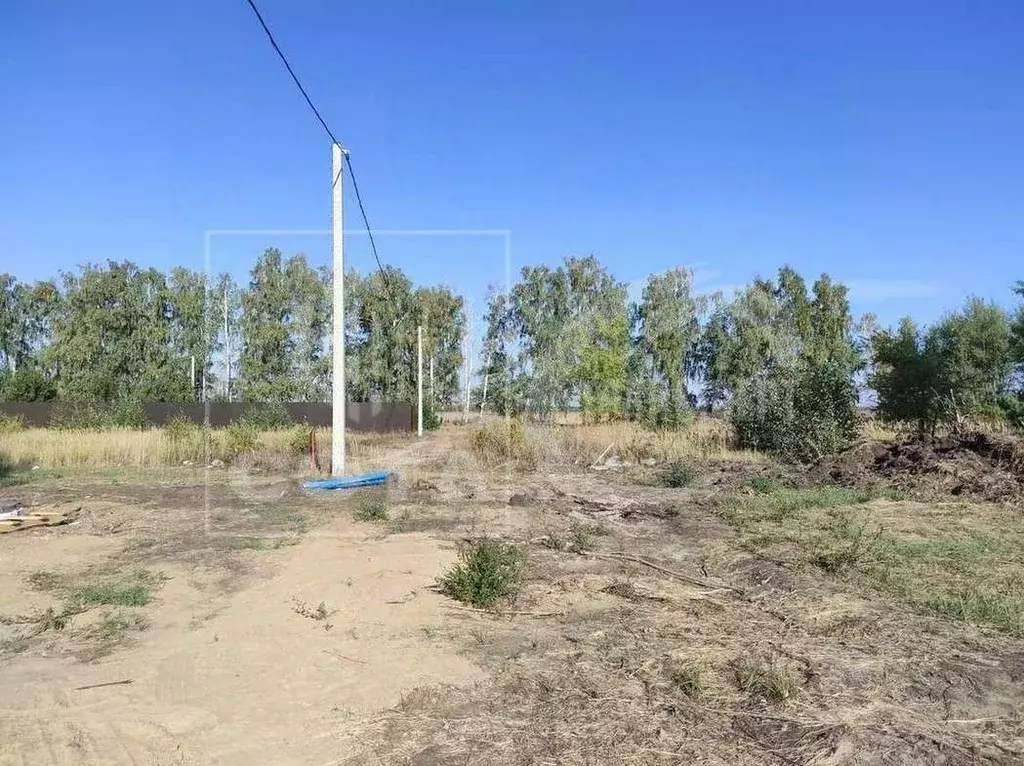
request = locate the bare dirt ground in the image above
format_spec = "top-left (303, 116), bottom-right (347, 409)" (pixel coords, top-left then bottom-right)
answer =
top-left (2, 429), bottom-right (1023, 765)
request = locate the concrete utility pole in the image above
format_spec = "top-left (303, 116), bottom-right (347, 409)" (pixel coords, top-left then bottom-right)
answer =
top-left (417, 325), bottom-right (424, 437)
top-left (223, 285), bottom-right (231, 402)
top-left (331, 143), bottom-right (346, 475)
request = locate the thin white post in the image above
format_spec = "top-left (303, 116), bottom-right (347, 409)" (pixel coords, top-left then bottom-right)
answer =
top-left (223, 283), bottom-right (231, 402)
top-left (331, 143), bottom-right (346, 475)
top-left (190, 355), bottom-right (196, 398)
top-left (417, 324), bottom-right (424, 436)
top-left (462, 303), bottom-right (472, 423)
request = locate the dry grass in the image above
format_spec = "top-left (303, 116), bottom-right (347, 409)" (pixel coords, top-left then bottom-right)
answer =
top-left (0, 426), bottom-right (410, 471)
top-left (0, 417), bottom-right (760, 473)
top-left (466, 416), bottom-right (762, 471)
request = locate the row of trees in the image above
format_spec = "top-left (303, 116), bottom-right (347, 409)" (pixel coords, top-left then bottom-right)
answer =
top-left (478, 256), bottom-right (1024, 458)
top-left (4, 249), bottom-right (1022, 459)
top-left (0, 249), bottom-right (466, 407)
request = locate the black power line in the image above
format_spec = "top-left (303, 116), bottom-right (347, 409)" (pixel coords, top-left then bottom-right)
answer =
top-left (242, 0), bottom-right (395, 299)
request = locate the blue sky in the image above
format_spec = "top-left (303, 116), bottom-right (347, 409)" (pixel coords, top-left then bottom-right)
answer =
top-left (2, 0), bottom-right (1022, 331)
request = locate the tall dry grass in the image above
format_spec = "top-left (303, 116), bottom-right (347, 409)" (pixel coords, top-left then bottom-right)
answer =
top-left (465, 416), bottom-right (763, 470)
top-left (0, 416), bottom-right (761, 473)
top-left (0, 426), bottom-right (407, 471)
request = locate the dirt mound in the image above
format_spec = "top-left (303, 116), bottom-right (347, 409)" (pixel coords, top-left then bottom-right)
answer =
top-left (814, 431), bottom-right (1024, 501)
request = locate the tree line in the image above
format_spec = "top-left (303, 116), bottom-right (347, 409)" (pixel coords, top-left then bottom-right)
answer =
top-left (478, 256), bottom-right (1024, 459)
top-left (0, 248), bottom-right (466, 409)
top-left (3, 249), bottom-right (1022, 459)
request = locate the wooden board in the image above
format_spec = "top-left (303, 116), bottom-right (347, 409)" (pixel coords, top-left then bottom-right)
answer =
top-left (0, 507), bottom-right (81, 534)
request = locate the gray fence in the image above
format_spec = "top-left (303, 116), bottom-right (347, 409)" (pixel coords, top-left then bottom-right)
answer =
top-left (0, 402), bottom-right (415, 432)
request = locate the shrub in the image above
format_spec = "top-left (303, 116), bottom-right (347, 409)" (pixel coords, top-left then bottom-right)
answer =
top-left (226, 420), bottom-right (260, 456)
top-left (241, 402), bottom-right (292, 430)
top-left (470, 418), bottom-right (537, 470)
top-left (660, 461), bottom-right (696, 488)
top-left (288, 424), bottom-right (314, 455)
top-left (0, 413), bottom-right (26, 434)
top-left (438, 538), bottom-right (525, 608)
top-left (730, 360), bottom-right (857, 462)
top-left (421, 400), bottom-right (443, 431)
top-left (49, 400), bottom-right (147, 430)
top-left (353, 493), bottom-right (388, 522)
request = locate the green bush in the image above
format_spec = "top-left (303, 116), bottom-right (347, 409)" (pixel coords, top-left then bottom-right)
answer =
top-left (0, 413), bottom-right (26, 434)
top-left (421, 400), bottom-right (443, 431)
top-left (730, 360), bottom-right (857, 462)
top-left (438, 538), bottom-right (525, 608)
top-left (288, 424), bottom-right (314, 455)
top-left (226, 420), bottom-right (260, 456)
top-left (49, 400), bottom-right (147, 430)
top-left (660, 461), bottom-right (696, 488)
top-left (353, 493), bottom-right (388, 522)
top-left (240, 402), bottom-right (292, 430)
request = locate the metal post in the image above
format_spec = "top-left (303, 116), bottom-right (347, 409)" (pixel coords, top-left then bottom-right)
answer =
top-left (331, 143), bottom-right (346, 475)
top-left (417, 324), bottom-right (424, 437)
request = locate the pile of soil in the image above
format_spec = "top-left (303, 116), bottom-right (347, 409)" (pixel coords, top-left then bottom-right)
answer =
top-left (814, 431), bottom-right (1024, 501)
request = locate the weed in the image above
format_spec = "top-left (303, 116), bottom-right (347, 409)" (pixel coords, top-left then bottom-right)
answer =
top-left (748, 476), bottom-right (788, 494)
top-left (438, 538), bottom-right (526, 608)
top-left (288, 424), bottom-right (313, 455)
top-left (811, 511), bottom-right (884, 574)
top-left (470, 419), bottom-right (537, 471)
top-left (230, 536), bottom-right (295, 551)
top-left (353, 494), bottom-right (389, 522)
top-left (0, 413), bottom-right (26, 434)
top-left (731, 658), bottom-right (800, 702)
top-left (70, 570), bottom-right (161, 608)
top-left (665, 660), bottom-right (704, 698)
top-left (26, 570), bottom-right (64, 591)
top-left (225, 420), bottom-right (260, 456)
top-left (78, 609), bottom-right (149, 654)
top-left (661, 461), bottom-right (697, 488)
top-left (568, 521), bottom-right (601, 553)
top-left (717, 485), bottom-right (875, 525)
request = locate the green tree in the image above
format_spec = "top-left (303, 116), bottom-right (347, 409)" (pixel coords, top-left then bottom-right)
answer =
top-left (579, 313), bottom-right (629, 422)
top-left (52, 261), bottom-right (189, 402)
top-left (870, 318), bottom-right (946, 434)
top-left (632, 267), bottom-right (702, 426)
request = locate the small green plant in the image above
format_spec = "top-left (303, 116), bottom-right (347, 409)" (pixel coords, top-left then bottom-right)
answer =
top-left (226, 420), bottom-right (260, 456)
top-left (748, 475), bottom-right (787, 494)
top-left (288, 424), bottom-right (314, 455)
top-left (661, 461), bottom-right (697, 488)
top-left (568, 521), bottom-right (601, 553)
top-left (353, 494), bottom-right (389, 522)
top-left (812, 512), bottom-right (884, 574)
top-left (665, 660), bottom-right (704, 698)
top-left (731, 658), bottom-right (800, 702)
top-left (0, 413), bottom-right (26, 433)
top-left (438, 538), bottom-right (525, 608)
top-left (79, 609), bottom-right (148, 649)
top-left (70, 570), bottom-right (161, 608)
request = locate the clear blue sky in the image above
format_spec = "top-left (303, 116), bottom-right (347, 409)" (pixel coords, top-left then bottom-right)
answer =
top-left (2, 0), bottom-right (1022, 330)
